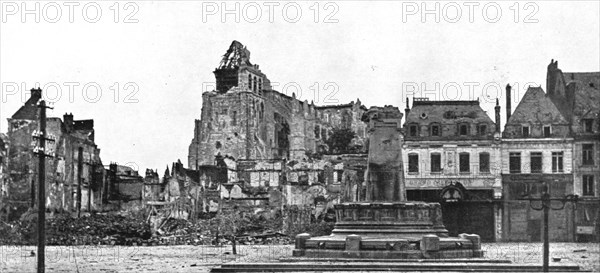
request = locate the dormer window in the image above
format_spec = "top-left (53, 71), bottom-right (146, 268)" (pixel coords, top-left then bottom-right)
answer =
top-left (583, 119), bottom-right (594, 133)
top-left (543, 125), bottom-right (551, 137)
top-left (522, 125), bottom-right (530, 138)
top-left (477, 123), bottom-right (487, 136)
top-left (430, 123), bottom-right (440, 136)
top-left (409, 124), bottom-right (419, 137)
top-left (458, 123), bottom-right (469, 136)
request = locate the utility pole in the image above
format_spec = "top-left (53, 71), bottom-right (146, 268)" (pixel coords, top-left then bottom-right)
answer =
top-left (77, 147), bottom-right (83, 218)
top-left (33, 100), bottom-right (54, 273)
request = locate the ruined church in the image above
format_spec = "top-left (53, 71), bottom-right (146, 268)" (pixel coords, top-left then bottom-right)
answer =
top-left (188, 41), bottom-right (369, 168)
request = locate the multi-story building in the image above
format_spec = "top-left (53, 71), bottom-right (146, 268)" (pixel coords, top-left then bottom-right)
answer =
top-left (502, 82), bottom-right (575, 241)
top-left (546, 60), bottom-right (600, 241)
top-left (3, 88), bottom-right (104, 220)
top-left (402, 97), bottom-right (503, 241)
top-left (502, 60), bottom-right (599, 242)
top-left (188, 41), bottom-right (368, 168)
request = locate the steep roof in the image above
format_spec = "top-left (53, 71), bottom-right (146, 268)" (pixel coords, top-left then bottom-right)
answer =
top-left (11, 91), bottom-right (41, 120)
top-left (572, 81), bottom-right (600, 120)
top-left (406, 99), bottom-right (494, 126)
top-left (565, 72), bottom-right (600, 89)
top-left (218, 40), bottom-right (252, 69)
top-left (507, 86), bottom-right (568, 125)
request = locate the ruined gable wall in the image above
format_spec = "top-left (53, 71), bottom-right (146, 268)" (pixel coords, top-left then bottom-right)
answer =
top-left (314, 105), bottom-right (368, 152)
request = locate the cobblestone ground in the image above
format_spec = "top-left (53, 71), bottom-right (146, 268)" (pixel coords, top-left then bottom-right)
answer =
top-left (1, 243), bottom-right (598, 272)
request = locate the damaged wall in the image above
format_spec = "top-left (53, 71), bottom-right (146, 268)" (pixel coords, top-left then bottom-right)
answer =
top-left (3, 91), bottom-right (104, 220)
top-left (188, 41), bottom-right (368, 169)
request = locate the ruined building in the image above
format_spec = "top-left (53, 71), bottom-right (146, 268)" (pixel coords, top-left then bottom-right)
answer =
top-left (2, 89), bottom-right (104, 220)
top-left (188, 41), bottom-right (368, 168)
top-left (179, 43), bottom-right (598, 242)
top-left (0, 134), bottom-right (7, 212)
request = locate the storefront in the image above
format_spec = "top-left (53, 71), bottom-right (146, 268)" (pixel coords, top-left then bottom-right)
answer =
top-left (407, 182), bottom-right (498, 242)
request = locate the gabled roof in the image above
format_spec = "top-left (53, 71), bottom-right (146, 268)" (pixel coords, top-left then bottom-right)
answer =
top-left (507, 87), bottom-right (568, 125)
top-left (11, 92), bottom-right (41, 120)
top-left (405, 99), bottom-right (494, 126)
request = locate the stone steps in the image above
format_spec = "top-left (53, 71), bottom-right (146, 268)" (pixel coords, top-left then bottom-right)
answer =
top-left (279, 257), bottom-right (512, 263)
top-left (210, 262), bottom-right (586, 272)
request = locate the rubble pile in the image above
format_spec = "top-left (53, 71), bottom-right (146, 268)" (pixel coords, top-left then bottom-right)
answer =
top-left (0, 213), bottom-right (152, 246)
top-left (46, 214), bottom-right (152, 245)
top-left (0, 212), bottom-right (331, 246)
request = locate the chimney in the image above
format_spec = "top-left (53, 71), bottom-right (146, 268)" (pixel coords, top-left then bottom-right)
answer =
top-left (505, 84), bottom-right (512, 122)
top-left (495, 98), bottom-right (501, 133)
top-left (64, 113), bottom-right (74, 133)
top-left (404, 97), bottom-right (410, 124)
top-left (30, 88), bottom-right (42, 101)
top-left (546, 59), bottom-right (558, 96)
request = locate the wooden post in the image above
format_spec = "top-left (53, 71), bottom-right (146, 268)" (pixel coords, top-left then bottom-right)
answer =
top-left (36, 100), bottom-right (47, 273)
top-left (77, 147), bottom-right (83, 218)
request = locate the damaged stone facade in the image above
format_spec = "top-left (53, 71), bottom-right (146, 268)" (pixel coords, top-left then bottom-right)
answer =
top-left (188, 41), bottom-right (368, 168)
top-left (2, 89), bottom-right (105, 221)
top-left (102, 163), bottom-right (145, 212)
top-left (1, 89), bottom-right (148, 220)
top-left (0, 134), bottom-right (7, 214)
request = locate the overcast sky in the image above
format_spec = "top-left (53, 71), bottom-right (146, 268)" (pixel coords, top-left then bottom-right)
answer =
top-left (1, 1), bottom-right (599, 172)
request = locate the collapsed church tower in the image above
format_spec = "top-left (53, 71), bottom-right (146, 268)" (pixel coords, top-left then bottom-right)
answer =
top-left (188, 41), bottom-right (369, 169)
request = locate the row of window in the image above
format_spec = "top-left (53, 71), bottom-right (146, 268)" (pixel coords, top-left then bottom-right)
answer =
top-left (407, 123), bottom-right (488, 137)
top-left (509, 152), bottom-right (564, 173)
top-left (407, 152), bottom-right (491, 174)
top-left (519, 119), bottom-right (595, 137)
top-left (521, 125), bottom-right (553, 137)
top-left (508, 144), bottom-right (595, 173)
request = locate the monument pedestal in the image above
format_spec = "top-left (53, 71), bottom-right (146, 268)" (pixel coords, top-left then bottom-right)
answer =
top-left (293, 202), bottom-right (483, 259)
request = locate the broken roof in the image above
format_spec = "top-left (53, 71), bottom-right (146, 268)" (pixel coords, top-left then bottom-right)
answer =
top-left (217, 40), bottom-right (252, 69)
top-left (11, 89), bottom-right (41, 120)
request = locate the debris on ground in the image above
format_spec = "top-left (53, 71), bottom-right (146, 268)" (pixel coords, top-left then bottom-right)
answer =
top-left (0, 213), bottom-right (294, 246)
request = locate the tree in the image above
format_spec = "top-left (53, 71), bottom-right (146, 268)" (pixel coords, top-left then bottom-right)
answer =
top-left (325, 128), bottom-right (357, 154)
top-left (212, 208), bottom-right (244, 254)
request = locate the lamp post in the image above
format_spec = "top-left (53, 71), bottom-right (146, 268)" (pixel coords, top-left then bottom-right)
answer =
top-left (520, 182), bottom-right (578, 272)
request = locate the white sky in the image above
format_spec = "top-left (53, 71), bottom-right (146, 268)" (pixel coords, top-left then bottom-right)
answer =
top-left (1, 1), bottom-right (599, 172)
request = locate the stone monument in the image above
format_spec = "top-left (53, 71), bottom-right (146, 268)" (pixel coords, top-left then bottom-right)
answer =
top-left (292, 106), bottom-right (483, 259)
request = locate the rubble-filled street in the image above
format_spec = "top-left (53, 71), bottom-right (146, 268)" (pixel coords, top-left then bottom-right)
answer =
top-left (1, 243), bottom-right (598, 272)
top-left (1, 1), bottom-right (599, 272)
